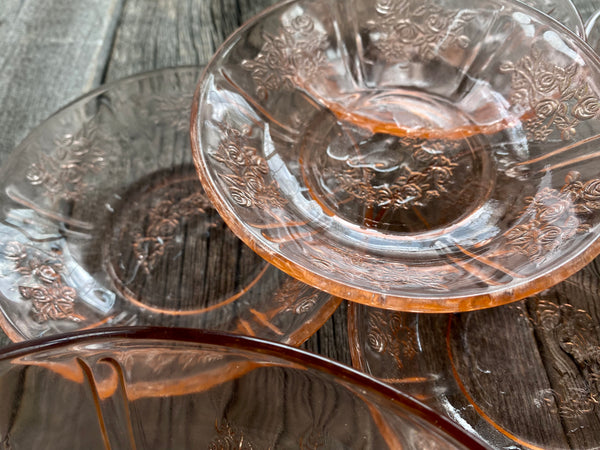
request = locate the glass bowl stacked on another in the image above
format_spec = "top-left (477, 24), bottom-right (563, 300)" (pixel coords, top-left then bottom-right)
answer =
top-left (0, 67), bottom-right (342, 344)
top-left (190, 0), bottom-right (600, 448)
top-left (192, 0), bottom-right (600, 313)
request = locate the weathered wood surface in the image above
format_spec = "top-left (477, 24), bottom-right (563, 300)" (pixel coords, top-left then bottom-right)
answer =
top-left (0, 0), bottom-right (124, 164)
top-left (0, 0), bottom-right (598, 390)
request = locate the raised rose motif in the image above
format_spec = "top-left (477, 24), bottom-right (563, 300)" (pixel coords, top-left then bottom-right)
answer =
top-left (2, 241), bottom-right (85, 323)
top-left (368, 0), bottom-right (475, 62)
top-left (241, 15), bottom-right (328, 100)
top-left (334, 137), bottom-right (458, 210)
top-left (503, 171), bottom-right (600, 263)
top-left (532, 300), bottom-right (600, 418)
top-left (367, 310), bottom-right (418, 369)
top-left (501, 49), bottom-right (600, 142)
top-left (211, 125), bottom-right (287, 210)
top-left (24, 122), bottom-right (115, 201)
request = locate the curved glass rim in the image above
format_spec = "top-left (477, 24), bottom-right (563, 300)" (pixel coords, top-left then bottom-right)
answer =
top-left (0, 65), bottom-right (342, 344)
top-left (190, 0), bottom-right (600, 312)
top-left (0, 326), bottom-right (488, 449)
top-left (0, 65), bottom-right (205, 194)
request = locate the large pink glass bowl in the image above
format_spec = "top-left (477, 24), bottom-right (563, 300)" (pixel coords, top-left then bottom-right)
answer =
top-left (192, 0), bottom-right (600, 312)
top-left (0, 327), bottom-right (487, 449)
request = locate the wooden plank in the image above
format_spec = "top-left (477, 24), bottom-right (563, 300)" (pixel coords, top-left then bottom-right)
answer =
top-left (103, 0), bottom-right (279, 81)
top-left (0, 0), bottom-right (124, 164)
top-left (1, 0), bottom-right (599, 367)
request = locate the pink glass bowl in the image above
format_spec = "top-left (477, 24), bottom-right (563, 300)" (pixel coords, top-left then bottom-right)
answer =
top-left (0, 327), bottom-right (487, 449)
top-left (347, 257), bottom-right (600, 448)
top-left (192, 0), bottom-right (600, 312)
top-left (0, 67), bottom-right (340, 343)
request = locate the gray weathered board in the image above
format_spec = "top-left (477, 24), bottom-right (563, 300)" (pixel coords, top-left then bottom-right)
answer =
top-left (1, 0), bottom-right (600, 438)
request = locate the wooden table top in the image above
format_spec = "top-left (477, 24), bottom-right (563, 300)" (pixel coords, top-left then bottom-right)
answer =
top-left (1, 1), bottom-right (600, 447)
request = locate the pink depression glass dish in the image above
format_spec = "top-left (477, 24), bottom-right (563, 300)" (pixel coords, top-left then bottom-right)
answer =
top-left (348, 256), bottom-right (600, 448)
top-left (192, 0), bottom-right (600, 312)
top-left (0, 67), bottom-right (340, 343)
top-left (0, 327), bottom-right (488, 449)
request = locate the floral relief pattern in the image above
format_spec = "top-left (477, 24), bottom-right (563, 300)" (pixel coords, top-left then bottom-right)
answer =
top-left (241, 15), bottom-right (328, 100)
top-left (367, 310), bottom-right (418, 369)
top-left (368, 0), bottom-right (476, 62)
top-left (334, 137), bottom-right (459, 210)
top-left (1, 241), bottom-right (84, 323)
top-left (361, 260), bottom-right (452, 291)
top-left (132, 190), bottom-right (214, 275)
top-left (273, 279), bottom-right (321, 315)
top-left (537, 387), bottom-right (598, 419)
top-left (25, 122), bottom-right (115, 201)
top-left (532, 300), bottom-right (600, 418)
top-left (211, 125), bottom-right (287, 210)
top-left (500, 48), bottom-right (600, 142)
top-left (146, 93), bottom-right (195, 132)
top-left (504, 171), bottom-right (600, 262)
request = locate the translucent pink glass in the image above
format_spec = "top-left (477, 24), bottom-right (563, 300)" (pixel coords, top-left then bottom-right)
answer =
top-left (192, 0), bottom-right (600, 312)
top-left (0, 67), bottom-right (340, 343)
top-left (522, 0), bottom-right (584, 37)
top-left (348, 260), bottom-right (600, 449)
top-left (0, 328), bottom-right (487, 449)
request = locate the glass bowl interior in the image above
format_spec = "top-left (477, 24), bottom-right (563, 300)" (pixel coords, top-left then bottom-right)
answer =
top-left (192, 0), bottom-right (600, 312)
top-left (0, 67), bottom-right (340, 343)
top-left (0, 327), bottom-right (487, 449)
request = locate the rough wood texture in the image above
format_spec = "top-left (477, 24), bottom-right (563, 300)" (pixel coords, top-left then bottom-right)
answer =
top-left (0, 0), bottom-right (123, 165)
top-left (0, 0), bottom-right (350, 362)
top-left (0, 0), bottom-right (598, 370)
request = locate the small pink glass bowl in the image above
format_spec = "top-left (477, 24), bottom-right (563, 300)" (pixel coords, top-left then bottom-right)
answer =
top-left (0, 327), bottom-right (487, 449)
top-left (192, 0), bottom-right (600, 313)
top-left (0, 67), bottom-right (340, 343)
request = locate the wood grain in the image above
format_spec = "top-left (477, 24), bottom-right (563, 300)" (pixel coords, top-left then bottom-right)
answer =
top-left (0, 2), bottom-right (599, 448)
top-left (0, 0), bottom-right (124, 165)
top-left (102, 0), bottom-right (351, 364)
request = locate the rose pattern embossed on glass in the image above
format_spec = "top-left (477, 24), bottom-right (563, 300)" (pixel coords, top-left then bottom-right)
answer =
top-left (2, 241), bottom-right (84, 323)
top-left (241, 15), bottom-right (328, 100)
top-left (194, 0), bottom-right (600, 312)
top-left (537, 387), bottom-right (599, 419)
top-left (146, 93), bottom-right (195, 132)
top-left (334, 137), bottom-right (459, 210)
top-left (532, 300), bottom-right (600, 418)
top-left (211, 125), bottom-right (287, 209)
top-left (364, 261), bottom-right (453, 291)
top-left (273, 278), bottom-right (320, 315)
top-left (368, 0), bottom-right (475, 62)
top-left (503, 171), bottom-right (600, 262)
top-left (132, 190), bottom-right (214, 275)
top-left (501, 48), bottom-right (600, 141)
top-left (308, 244), bottom-right (456, 291)
top-left (25, 122), bottom-right (115, 201)
top-left (367, 310), bottom-right (418, 369)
